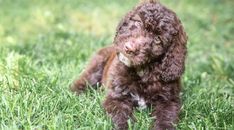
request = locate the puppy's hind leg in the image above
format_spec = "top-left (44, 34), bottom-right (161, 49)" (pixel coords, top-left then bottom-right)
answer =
top-left (70, 46), bottom-right (114, 94)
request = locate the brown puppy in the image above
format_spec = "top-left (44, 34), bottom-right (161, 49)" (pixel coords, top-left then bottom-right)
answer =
top-left (71, 1), bottom-right (187, 130)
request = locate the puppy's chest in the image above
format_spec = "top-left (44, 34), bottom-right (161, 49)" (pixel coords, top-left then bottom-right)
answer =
top-left (130, 92), bottom-right (147, 109)
top-left (135, 67), bottom-right (158, 83)
top-left (136, 69), bottom-right (146, 78)
top-left (130, 69), bottom-right (159, 108)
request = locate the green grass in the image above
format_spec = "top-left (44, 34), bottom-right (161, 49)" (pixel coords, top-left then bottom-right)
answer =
top-left (0, 0), bottom-right (233, 129)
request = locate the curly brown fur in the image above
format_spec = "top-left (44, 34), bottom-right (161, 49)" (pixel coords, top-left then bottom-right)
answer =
top-left (71, 1), bottom-right (187, 130)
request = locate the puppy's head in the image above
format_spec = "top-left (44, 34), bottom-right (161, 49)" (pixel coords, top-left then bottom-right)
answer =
top-left (114, 2), bottom-right (186, 70)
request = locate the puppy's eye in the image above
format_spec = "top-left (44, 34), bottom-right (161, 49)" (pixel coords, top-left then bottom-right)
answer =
top-left (130, 25), bottom-right (137, 30)
top-left (154, 36), bottom-right (161, 44)
top-left (123, 22), bottom-right (128, 26)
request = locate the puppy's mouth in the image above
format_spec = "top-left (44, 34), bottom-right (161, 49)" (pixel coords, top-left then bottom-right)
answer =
top-left (117, 52), bottom-right (132, 67)
top-left (117, 52), bottom-right (148, 67)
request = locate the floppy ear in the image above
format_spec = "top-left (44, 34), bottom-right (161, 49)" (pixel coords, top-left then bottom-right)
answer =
top-left (159, 23), bottom-right (187, 82)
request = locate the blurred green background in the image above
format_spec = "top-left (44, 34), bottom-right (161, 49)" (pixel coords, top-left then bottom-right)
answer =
top-left (0, 0), bottom-right (233, 129)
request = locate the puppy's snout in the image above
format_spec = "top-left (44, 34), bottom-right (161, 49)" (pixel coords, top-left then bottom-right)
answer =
top-left (124, 41), bottom-right (138, 55)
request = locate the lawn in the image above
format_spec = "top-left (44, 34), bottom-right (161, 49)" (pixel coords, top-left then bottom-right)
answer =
top-left (0, 0), bottom-right (233, 129)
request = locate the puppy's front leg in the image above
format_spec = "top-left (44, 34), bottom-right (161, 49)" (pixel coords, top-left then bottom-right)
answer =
top-left (151, 100), bottom-right (181, 130)
top-left (103, 94), bottom-right (134, 130)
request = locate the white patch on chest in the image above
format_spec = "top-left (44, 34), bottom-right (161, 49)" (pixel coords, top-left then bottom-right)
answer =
top-left (130, 93), bottom-right (147, 109)
top-left (137, 69), bottom-right (145, 77)
top-left (118, 53), bottom-right (131, 67)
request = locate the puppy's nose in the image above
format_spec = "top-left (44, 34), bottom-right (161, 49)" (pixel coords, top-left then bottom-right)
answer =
top-left (124, 42), bottom-right (137, 55)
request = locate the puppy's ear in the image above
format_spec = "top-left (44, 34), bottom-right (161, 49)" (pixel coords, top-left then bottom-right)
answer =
top-left (159, 23), bottom-right (187, 82)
